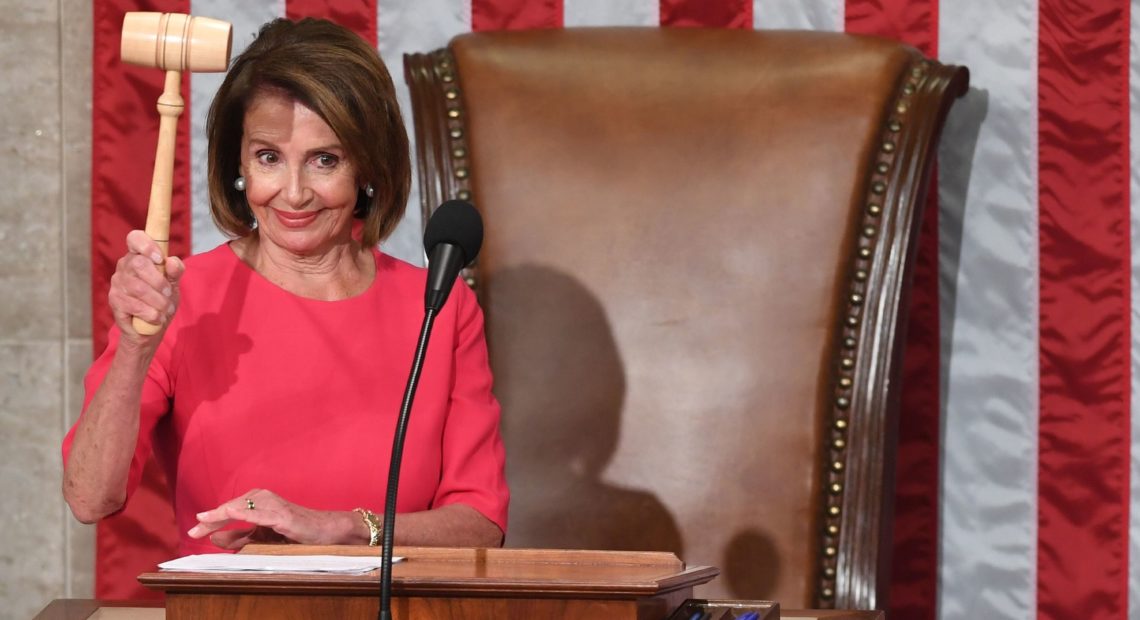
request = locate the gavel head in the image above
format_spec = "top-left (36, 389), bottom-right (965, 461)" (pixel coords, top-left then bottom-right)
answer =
top-left (121, 12), bottom-right (232, 72)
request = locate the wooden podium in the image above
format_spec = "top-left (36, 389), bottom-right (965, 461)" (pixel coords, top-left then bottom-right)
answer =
top-left (137, 545), bottom-right (720, 619)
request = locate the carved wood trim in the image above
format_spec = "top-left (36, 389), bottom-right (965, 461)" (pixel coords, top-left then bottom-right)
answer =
top-left (403, 49), bottom-right (479, 288)
top-left (821, 54), bottom-right (969, 610)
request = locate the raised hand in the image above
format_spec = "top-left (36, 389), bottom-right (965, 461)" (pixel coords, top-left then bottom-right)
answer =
top-left (108, 230), bottom-right (185, 341)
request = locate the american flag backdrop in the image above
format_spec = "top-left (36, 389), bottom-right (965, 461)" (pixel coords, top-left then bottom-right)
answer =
top-left (88, 1), bottom-right (1137, 618)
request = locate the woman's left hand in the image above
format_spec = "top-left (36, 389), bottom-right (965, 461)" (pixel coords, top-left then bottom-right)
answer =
top-left (187, 489), bottom-right (363, 550)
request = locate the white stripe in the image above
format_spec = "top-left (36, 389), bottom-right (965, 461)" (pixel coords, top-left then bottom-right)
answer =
top-left (1129, 2), bottom-right (1140, 616)
top-left (752, 0), bottom-right (842, 31)
top-left (563, 0), bottom-right (658, 27)
top-left (189, 0), bottom-right (285, 255)
top-left (937, 2), bottom-right (1039, 619)
top-left (377, 0), bottom-right (472, 266)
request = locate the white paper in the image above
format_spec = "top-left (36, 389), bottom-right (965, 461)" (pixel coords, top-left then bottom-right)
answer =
top-left (158, 554), bottom-right (402, 575)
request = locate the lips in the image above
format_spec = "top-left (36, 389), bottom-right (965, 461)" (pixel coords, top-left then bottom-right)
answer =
top-left (271, 209), bottom-right (319, 228)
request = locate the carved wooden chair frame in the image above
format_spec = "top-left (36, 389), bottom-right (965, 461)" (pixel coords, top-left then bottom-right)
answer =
top-left (404, 35), bottom-right (968, 609)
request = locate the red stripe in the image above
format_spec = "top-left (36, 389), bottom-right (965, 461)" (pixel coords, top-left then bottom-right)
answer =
top-left (1037, 1), bottom-right (1131, 617)
top-left (845, 2), bottom-right (938, 619)
top-left (471, 0), bottom-right (563, 31)
top-left (659, 0), bottom-right (751, 28)
top-left (91, 0), bottom-right (190, 599)
top-left (286, 0), bottom-right (377, 45)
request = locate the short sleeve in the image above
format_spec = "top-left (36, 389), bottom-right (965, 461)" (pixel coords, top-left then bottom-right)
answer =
top-left (430, 284), bottom-right (510, 534)
top-left (61, 325), bottom-right (175, 509)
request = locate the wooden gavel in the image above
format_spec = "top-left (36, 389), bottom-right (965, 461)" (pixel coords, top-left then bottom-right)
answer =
top-left (120, 12), bottom-right (232, 334)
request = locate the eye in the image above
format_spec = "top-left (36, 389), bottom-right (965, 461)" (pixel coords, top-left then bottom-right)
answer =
top-left (314, 153), bottom-right (340, 168)
top-left (256, 150), bottom-right (279, 165)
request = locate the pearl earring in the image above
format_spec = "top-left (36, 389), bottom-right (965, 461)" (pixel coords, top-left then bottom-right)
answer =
top-left (365, 184), bottom-right (375, 198)
top-left (233, 176), bottom-right (246, 192)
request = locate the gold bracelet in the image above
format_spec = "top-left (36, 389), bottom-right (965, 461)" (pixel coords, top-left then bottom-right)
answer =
top-left (353, 507), bottom-right (382, 547)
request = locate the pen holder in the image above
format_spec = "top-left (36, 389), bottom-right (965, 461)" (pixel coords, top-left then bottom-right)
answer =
top-left (668, 598), bottom-right (780, 620)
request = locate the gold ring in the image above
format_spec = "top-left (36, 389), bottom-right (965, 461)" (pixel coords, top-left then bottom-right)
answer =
top-left (246, 499), bottom-right (255, 510)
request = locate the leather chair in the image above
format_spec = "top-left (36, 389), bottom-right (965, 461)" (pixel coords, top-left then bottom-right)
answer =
top-left (405, 28), bottom-right (967, 610)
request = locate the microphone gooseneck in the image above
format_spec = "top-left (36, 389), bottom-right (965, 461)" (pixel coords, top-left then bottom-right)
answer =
top-left (378, 200), bottom-right (482, 620)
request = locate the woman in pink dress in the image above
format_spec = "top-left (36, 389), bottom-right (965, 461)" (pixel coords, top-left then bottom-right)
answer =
top-left (62, 17), bottom-right (508, 555)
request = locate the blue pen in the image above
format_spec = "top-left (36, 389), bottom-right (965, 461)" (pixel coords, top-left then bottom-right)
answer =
top-left (738, 612), bottom-right (759, 620)
top-left (687, 611), bottom-right (706, 620)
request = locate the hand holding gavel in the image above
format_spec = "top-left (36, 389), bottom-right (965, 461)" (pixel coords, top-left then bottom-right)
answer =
top-left (119, 12), bottom-right (231, 335)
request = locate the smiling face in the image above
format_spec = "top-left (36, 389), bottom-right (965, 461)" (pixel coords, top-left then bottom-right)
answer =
top-left (239, 88), bottom-right (360, 257)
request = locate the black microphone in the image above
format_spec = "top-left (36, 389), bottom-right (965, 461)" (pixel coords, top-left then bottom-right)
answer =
top-left (378, 199), bottom-right (483, 620)
top-left (423, 199), bottom-right (483, 310)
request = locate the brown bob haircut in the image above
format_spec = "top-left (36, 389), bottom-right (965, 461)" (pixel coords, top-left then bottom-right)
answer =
top-left (206, 18), bottom-right (410, 247)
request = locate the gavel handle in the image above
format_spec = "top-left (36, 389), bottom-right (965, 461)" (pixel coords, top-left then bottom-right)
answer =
top-left (132, 69), bottom-right (182, 336)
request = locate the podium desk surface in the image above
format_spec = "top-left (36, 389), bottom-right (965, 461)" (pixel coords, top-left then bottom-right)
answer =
top-left (140, 546), bottom-right (717, 597)
top-left (34, 600), bottom-right (885, 620)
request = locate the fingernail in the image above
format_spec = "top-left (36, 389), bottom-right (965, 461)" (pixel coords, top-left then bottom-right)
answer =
top-left (163, 286), bottom-right (172, 297)
top-left (151, 253), bottom-right (163, 264)
top-left (196, 511), bottom-right (208, 520)
top-left (187, 526), bottom-right (200, 537)
top-left (167, 303), bottom-right (176, 315)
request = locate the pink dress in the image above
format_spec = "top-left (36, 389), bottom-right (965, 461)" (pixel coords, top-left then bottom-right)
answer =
top-left (64, 245), bottom-right (509, 555)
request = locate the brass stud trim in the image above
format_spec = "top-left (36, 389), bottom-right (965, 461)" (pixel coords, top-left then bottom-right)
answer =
top-left (449, 128), bottom-right (463, 139)
top-left (452, 148), bottom-right (467, 159)
top-left (455, 167), bottom-right (469, 179)
top-left (447, 109), bottom-right (460, 119)
top-left (445, 89), bottom-right (459, 100)
top-left (818, 58), bottom-right (930, 606)
top-left (441, 73), bottom-right (455, 83)
top-left (457, 189), bottom-right (472, 201)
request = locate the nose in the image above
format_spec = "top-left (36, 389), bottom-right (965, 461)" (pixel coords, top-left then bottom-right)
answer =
top-left (281, 165), bottom-right (312, 208)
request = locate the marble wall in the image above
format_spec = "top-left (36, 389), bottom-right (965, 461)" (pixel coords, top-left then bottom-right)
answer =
top-left (0, 2), bottom-right (96, 619)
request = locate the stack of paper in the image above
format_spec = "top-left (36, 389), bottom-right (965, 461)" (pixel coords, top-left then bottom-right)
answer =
top-left (158, 554), bottom-right (400, 575)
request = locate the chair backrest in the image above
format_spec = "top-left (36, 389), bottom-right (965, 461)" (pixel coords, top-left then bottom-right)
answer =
top-left (405, 28), bottom-right (967, 610)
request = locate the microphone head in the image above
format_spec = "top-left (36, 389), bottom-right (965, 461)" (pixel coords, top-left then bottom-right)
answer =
top-left (423, 199), bottom-right (483, 266)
